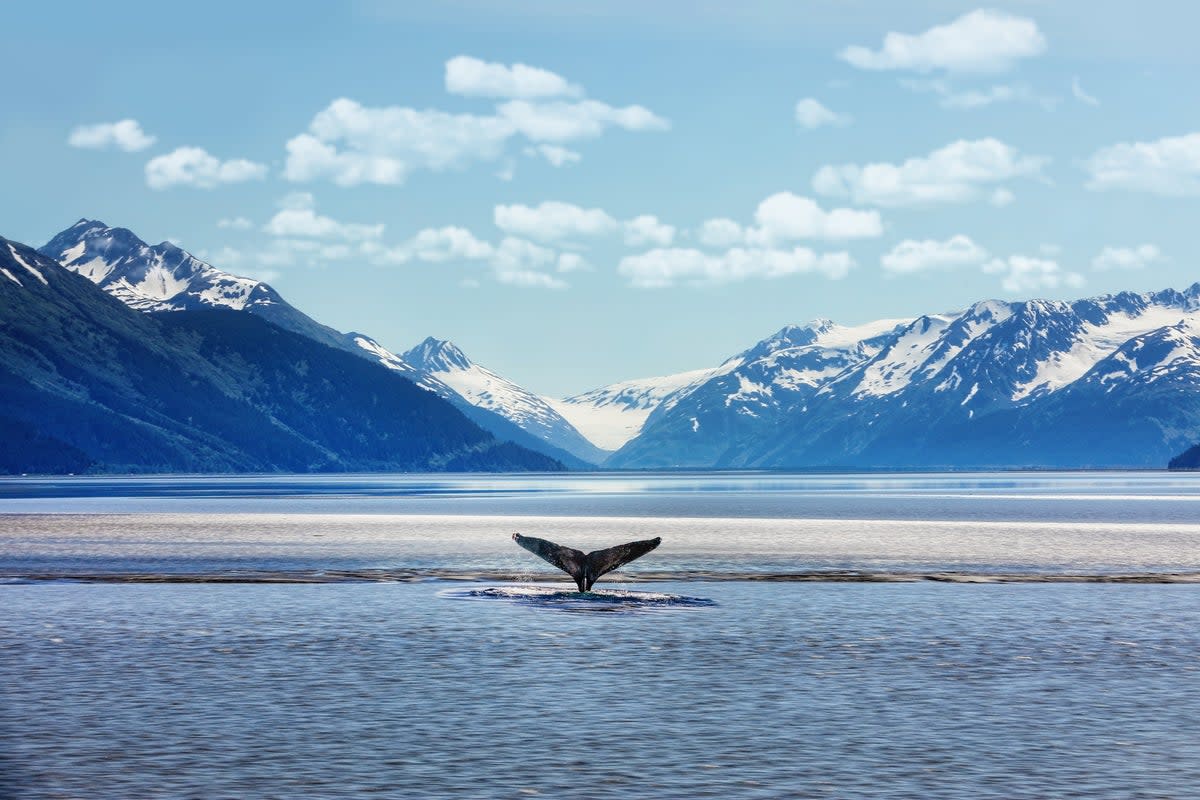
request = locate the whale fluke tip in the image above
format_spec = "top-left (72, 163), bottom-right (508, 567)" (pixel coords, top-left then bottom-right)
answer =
top-left (511, 533), bottom-right (662, 592)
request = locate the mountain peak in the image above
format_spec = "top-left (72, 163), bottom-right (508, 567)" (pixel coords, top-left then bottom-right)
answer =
top-left (402, 336), bottom-right (473, 372)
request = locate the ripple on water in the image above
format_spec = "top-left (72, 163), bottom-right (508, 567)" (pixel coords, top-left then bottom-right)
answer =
top-left (439, 584), bottom-right (717, 613)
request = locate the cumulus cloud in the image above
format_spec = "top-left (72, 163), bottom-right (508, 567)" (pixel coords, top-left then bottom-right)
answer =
top-left (145, 147), bottom-right (267, 190)
top-left (494, 201), bottom-right (618, 242)
top-left (489, 237), bottom-right (568, 288)
top-left (1084, 133), bottom-right (1200, 195)
top-left (491, 202), bottom-right (674, 247)
top-left (284, 99), bottom-right (510, 185)
top-left (794, 98), bottom-right (851, 129)
top-left (618, 246), bottom-right (854, 288)
top-left (750, 192), bottom-right (884, 242)
top-left (497, 99), bottom-right (668, 142)
top-left (694, 193), bottom-right (883, 248)
top-left (524, 144), bottom-right (582, 167)
top-left (445, 55), bottom-right (582, 99)
top-left (624, 215), bottom-right (676, 247)
top-left (812, 138), bottom-right (1047, 207)
top-left (881, 235), bottom-right (988, 274)
top-left (371, 226), bottom-right (571, 289)
top-left (983, 255), bottom-right (1084, 294)
top-left (285, 63), bottom-right (667, 186)
top-left (1092, 244), bottom-right (1163, 271)
top-left (556, 252), bottom-right (589, 273)
top-left (839, 10), bottom-right (1047, 74)
top-left (697, 218), bottom-right (745, 248)
top-left (68, 119), bottom-right (156, 152)
top-left (217, 217), bottom-right (253, 230)
top-left (396, 226), bottom-right (496, 263)
top-left (263, 194), bottom-right (384, 241)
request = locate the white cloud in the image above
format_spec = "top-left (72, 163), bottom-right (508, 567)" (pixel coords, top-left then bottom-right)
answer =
top-left (881, 235), bottom-right (989, 274)
top-left (145, 147), bottom-right (267, 190)
top-left (556, 252), bottom-right (589, 273)
top-left (1072, 76), bottom-right (1100, 107)
top-left (400, 226), bottom-right (496, 263)
top-left (263, 196), bottom-right (384, 241)
top-left (618, 246), bottom-right (854, 288)
top-left (983, 255), bottom-right (1085, 294)
top-left (693, 194), bottom-right (882, 249)
top-left (372, 226), bottom-right (571, 289)
top-left (697, 218), bottom-right (745, 248)
top-left (750, 192), bottom-right (883, 242)
top-left (68, 119), bottom-right (156, 152)
top-left (217, 217), bottom-right (253, 230)
top-left (497, 99), bottom-right (668, 142)
top-left (445, 55), bottom-right (582, 99)
top-left (813, 138), bottom-right (1047, 207)
top-left (839, 9), bottom-right (1046, 74)
top-left (490, 237), bottom-right (569, 289)
top-left (624, 215), bottom-right (676, 247)
top-left (285, 92), bottom-right (666, 186)
top-left (495, 204), bottom-right (676, 247)
top-left (1092, 244), bottom-right (1163, 271)
top-left (1085, 133), bottom-right (1200, 195)
top-left (284, 99), bottom-right (510, 185)
top-left (794, 98), bottom-right (851, 129)
top-left (524, 144), bottom-right (582, 167)
top-left (494, 201), bottom-right (618, 242)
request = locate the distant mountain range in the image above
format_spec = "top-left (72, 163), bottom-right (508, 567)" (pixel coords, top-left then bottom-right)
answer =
top-left (1, 233), bottom-right (561, 473)
top-left (606, 292), bottom-right (1200, 469)
top-left (39, 220), bottom-right (598, 469)
top-left (6, 217), bottom-right (1200, 472)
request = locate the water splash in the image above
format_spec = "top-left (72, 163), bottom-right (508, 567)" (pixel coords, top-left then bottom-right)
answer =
top-left (439, 585), bottom-right (717, 614)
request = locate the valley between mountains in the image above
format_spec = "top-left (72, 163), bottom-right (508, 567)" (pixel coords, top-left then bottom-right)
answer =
top-left (5, 217), bottom-right (1200, 473)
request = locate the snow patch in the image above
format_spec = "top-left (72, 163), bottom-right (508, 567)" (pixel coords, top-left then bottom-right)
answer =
top-left (1012, 307), bottom-right (1197, 400)
top-left (854, 316), bottom-right (953, 397)
top-left (7, 245), bottom-right (48, 286)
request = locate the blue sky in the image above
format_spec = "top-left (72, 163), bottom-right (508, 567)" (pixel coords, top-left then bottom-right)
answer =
top-left (4, 0), bottom-right (1200, 396)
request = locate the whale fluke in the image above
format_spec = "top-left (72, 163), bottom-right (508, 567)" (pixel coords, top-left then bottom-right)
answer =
top-left (512, 533), bottom-right (662, 592)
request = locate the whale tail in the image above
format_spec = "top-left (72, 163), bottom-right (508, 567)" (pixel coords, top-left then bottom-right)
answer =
top-left (512, 533), bottom-right (662, 592)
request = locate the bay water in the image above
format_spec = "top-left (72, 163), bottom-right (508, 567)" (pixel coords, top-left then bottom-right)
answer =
top-left (2, 472), bottom-right (1199, 797)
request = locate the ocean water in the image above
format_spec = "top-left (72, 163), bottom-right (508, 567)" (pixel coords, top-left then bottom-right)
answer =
top-left (3, 472), bottom-right (1200, 797)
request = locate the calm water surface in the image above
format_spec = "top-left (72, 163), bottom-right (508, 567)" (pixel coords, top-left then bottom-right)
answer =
top-left (2, 472), bottom-right (1199, 797)
top-left (3, 582), bottom-right (1199, 799)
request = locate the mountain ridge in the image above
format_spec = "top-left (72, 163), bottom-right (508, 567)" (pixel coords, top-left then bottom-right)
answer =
top-left (608, 284), bottom-right (1200, 469)
top-left (1, 234), bottom-right (563, 474)
top-left (39, 220), bottom-right (595, 466)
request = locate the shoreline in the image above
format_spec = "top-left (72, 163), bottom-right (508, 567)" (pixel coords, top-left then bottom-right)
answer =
top-left (5, 569), bottom-right (1200, 585)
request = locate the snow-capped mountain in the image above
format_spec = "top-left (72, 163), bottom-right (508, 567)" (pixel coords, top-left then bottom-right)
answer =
top-left (0, 233), bottom-right (562, 474)
top-left (609, 285), bottom-right (1200, 469)
top-left (545, 368), bottom-right (718, 451)
top-left (40, 220), bottom-right (351, 352)
top-left (38, 220), bottom-right (598, 466)
top-left (396, 337), bottom-right (608, 465)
